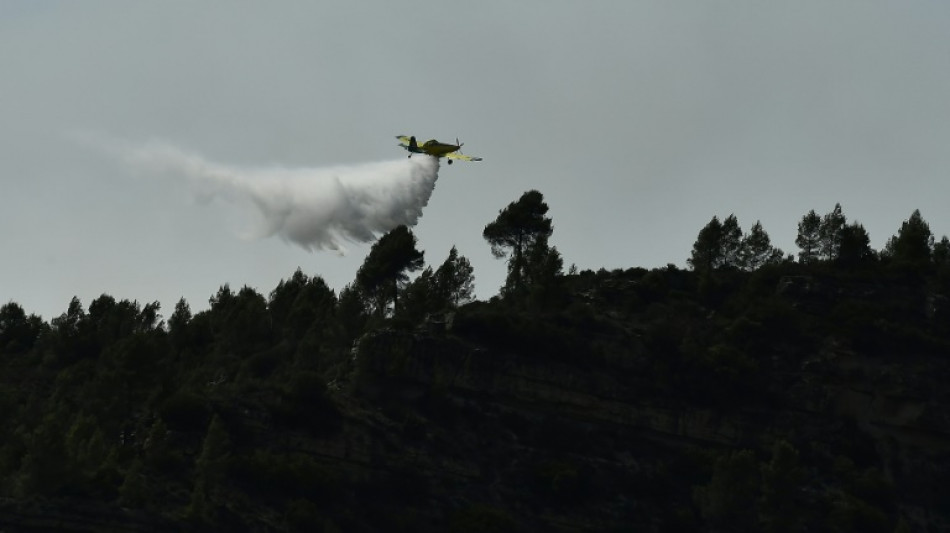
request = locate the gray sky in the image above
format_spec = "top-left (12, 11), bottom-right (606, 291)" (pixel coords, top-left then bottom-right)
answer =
top-left (3, 1), bottom-right (950, 320)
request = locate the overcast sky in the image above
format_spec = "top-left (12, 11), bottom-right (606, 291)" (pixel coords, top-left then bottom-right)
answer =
top-left (3, 1), bottom-right (950, 320)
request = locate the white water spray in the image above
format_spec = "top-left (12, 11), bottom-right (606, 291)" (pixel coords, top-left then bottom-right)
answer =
top-left (122, 141), bottom-right (441, 252)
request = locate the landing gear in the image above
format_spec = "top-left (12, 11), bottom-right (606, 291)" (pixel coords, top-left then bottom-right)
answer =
top-left (448, 159), bottom-right (453, 165)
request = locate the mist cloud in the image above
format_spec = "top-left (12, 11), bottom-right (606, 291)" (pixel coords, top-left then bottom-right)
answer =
top-left (121, 141), bottom-right (441, 252)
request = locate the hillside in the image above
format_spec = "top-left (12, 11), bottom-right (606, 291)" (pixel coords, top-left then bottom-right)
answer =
top-left (1, 261), bottom-right (949, 532)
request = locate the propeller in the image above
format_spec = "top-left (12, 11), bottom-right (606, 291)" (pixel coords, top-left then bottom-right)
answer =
top-left (456, 137), bottom-right (464, 153)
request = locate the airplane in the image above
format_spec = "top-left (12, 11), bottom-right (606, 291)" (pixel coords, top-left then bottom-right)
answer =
top-left (396, 135), bottom-right (482, 164)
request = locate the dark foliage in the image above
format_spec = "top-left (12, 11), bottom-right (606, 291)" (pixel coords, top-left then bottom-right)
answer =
top-left (1, 198), bottom-right (949, 531)
top-left (356, 225), bottom-right (425, 316)
top-left (483, 189), bottom-right (559, 298)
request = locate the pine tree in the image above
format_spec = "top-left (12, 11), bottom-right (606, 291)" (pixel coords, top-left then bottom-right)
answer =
top-left (525, 243), bottom-right (564, 306)
top-left (269, 270), bottom-right (336, 340)
top-left (0, 302), bottom-right (44, 354)
top-left (355, 225), bottom-right (425, 315)
top-left (688, 216), bottom-right (723, 272)
top-left (837, 223), bottom-right (875, 267)
top-left (434, 246), bottom-right (476, 308)
top-left (933, 236), bottom-right (950, 267)
top-left (208, 286), bottom-right (270, 356)
top-left (268, 269), bottom-right (310, 330)
top-left (168, 298), bottom-right (192, 350)
top-left (819, 203), bottom-right (847, 261)
top-left (742, 221), bottom-right (783, 271)
top-left (720, 215), bottom-right (744, 269)
top-left (884, 209), bottom-right (934, 268)
top-left (483, 190), bottom-right (554, 297)
top-left (336, 283), bottom-right (368, 342)
top-left (795, 210), bottom-right (822, 264)
top-left (397, 267), bottom-right (437, 322)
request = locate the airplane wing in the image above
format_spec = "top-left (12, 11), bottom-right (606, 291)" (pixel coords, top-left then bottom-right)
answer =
top-left (446, 152), bottom-right (483, 162)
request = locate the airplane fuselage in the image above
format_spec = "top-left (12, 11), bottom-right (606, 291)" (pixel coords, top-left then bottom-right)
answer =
top-left (418, 139), bottom-right (462, 157)
top-left (397, 135), bottom-right (481, 164)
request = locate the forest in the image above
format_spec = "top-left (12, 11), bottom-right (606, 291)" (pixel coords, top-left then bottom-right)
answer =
top-left (1, 190), bottom-right (949, 532)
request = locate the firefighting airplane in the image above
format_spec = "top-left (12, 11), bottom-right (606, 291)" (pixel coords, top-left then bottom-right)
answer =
top-left (396, 135), bottom-right (483, 164)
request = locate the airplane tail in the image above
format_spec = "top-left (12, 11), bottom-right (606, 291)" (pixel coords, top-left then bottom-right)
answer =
top-left (408, 136), bottom-right (419, 152)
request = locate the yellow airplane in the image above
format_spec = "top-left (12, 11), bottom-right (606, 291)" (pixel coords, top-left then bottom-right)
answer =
top-left (396, 135), bottom-right (482, 164)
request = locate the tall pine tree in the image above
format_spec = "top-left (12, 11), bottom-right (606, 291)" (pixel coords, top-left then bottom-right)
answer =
top-left (837, 223), bottom-right (875, 267)
top-left (356, 225), bottom-right (424, 316)
top-left (720, 215), bottom-right (744, 269)
top-left (884, 209), bottom-right (934, 268)
top-left (688, 216), bottom-right (724, 273)
top-left (434, 246), bottom-right (475, 308)
top-left (796, 210), bottom-right (822, 264)
top-left (742, 221), bottom-right (783, 270)
top-left (483, 190), bottom-right (554, 297)
top-left (819, 203), bottom-right (847, 261)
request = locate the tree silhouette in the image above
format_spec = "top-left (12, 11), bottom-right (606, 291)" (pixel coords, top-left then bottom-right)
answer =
top-left (483, 190), bottom-right (554, 297)
top-left (0, 192), bottom-right (944, 531)
top-left (208, 285), bottom-right (271, 356)
top-left (397, 267), bottom-right (438, 323)
top-left (688, 214), bottom-right (747, 272)
top-left (356, 225), bottom-right (424, 316)
top-left (168, 297), bottom-right (192, 350)
top-left (0, 302), bottom-right (44, 354)
top-left (742, 221), bottom-right (783, 270)
top-left (269, 270), bottom-right (336, 340)
top-left (720, 215), bottom-right (744, 269)
top-left (688, 216), bottom-right (723, 272)
top-left (268, 268), bottom-right (310, 333)
top-left (336, 283), bottom-right (368, 342)
top-left (434, 246), bottom-right (475, 308)
top-left (523, 240), bottom-right (564, 306)
top-left (884, 209), bottom-right (934, 268)
top-left (933, 236), bottom-right (950, 267)
top-left (837, 223), bottom-right (875, 267)
top-left (87, 294), bottom-right (154, 347)
top-left (690, 215), bottom-right (788, 273)
top-left (398, 247), bottom-right (476, 322)
top-left (796, 210), bottom-right (822, 264)
top-left (50, 296), bottom-right (97, 362)
top-left (819, 203), bottom-right (847, 261)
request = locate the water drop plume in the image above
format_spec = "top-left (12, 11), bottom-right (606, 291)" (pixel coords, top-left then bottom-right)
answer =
top-left (125, 141), bottom-right (441, 252)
